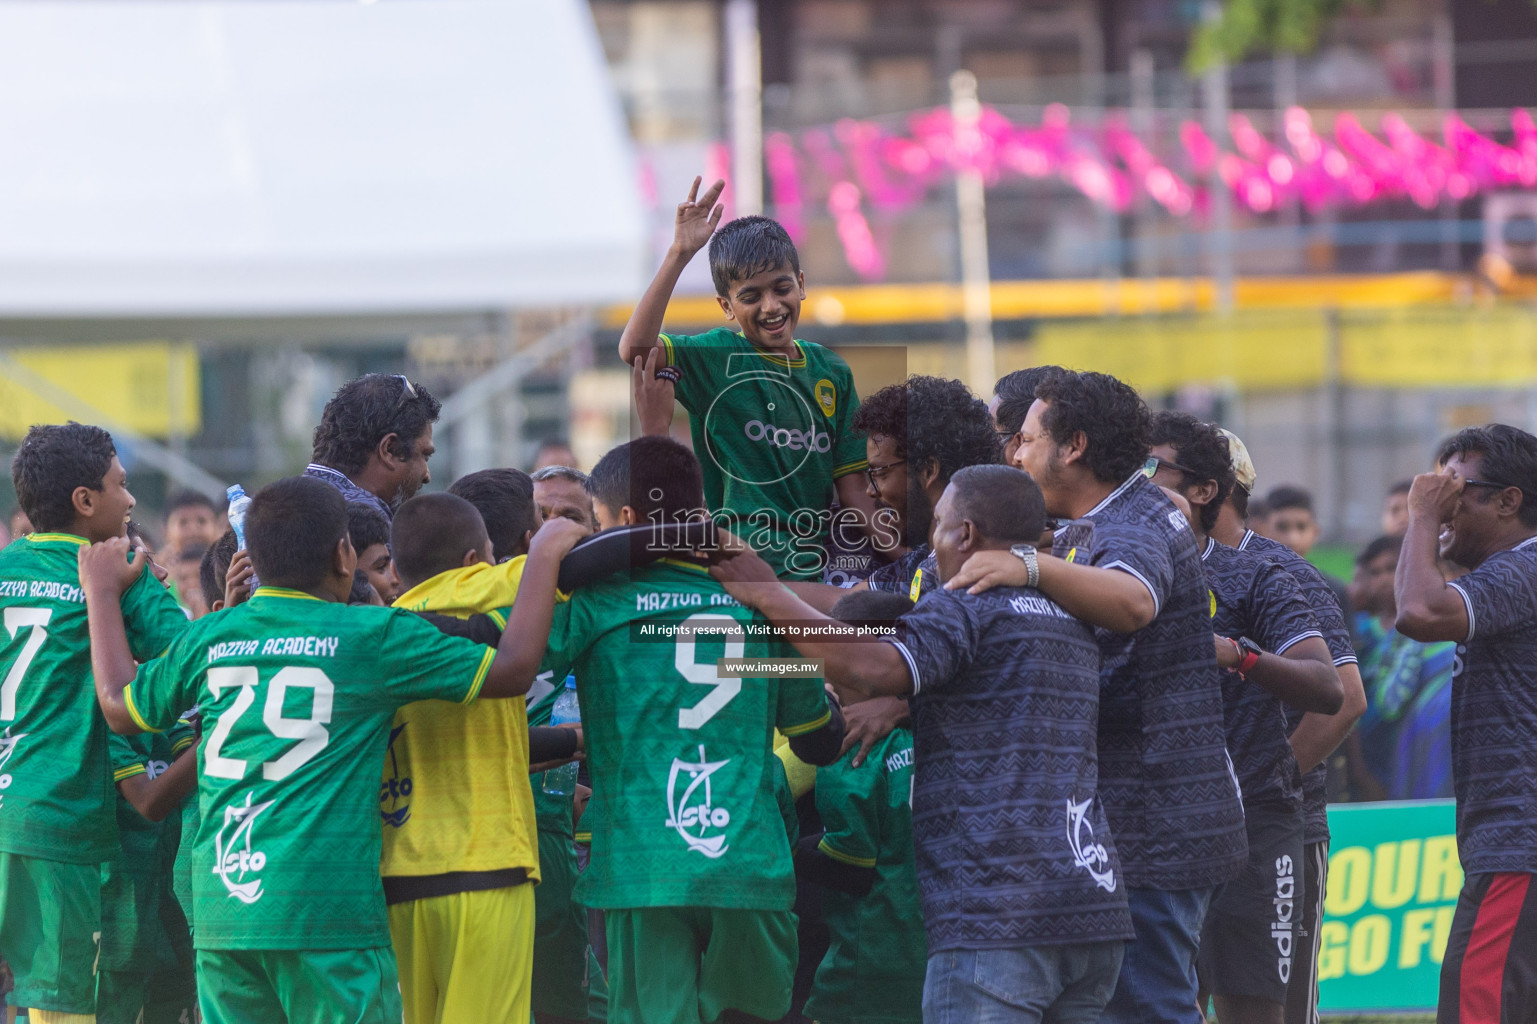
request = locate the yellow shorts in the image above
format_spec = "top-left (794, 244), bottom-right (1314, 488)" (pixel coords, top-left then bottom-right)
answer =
top-left (387, 884), bottom-right (535, 1024)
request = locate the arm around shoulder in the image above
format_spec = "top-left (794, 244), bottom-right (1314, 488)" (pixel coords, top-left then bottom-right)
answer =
top-left (480, 518), bottom-right (590, 698)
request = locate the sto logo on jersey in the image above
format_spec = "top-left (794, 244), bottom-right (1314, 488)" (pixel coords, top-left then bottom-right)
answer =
top-left (664, 745), bottom-right (732, 859)
top-left (380, 723), bottom-right (412, 828)
top-left (1066, 796), bottom-right (1117, 893)
top-left (0, 727), bottom-right (23, 807)
top-left (214, 792), bottom-right (273, 905)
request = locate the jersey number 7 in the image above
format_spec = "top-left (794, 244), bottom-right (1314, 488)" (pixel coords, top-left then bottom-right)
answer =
top-left (2, 607), bottom-right (52, 722)
top-left (203, 666), bottom-right (333, 781)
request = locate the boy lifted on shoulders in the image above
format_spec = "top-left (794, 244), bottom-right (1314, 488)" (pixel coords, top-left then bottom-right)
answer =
top-left (619, 177), bottom-right (882, 581)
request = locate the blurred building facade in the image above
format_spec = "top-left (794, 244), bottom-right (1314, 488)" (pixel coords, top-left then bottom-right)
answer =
top-left (586, 0), bottom-right (1537, 542)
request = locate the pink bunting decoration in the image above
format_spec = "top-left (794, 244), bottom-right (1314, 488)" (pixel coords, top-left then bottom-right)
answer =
top-left (750, 102), bottom-right (1537, 280)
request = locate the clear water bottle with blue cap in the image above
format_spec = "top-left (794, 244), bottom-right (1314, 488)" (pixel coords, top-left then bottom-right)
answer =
top-left (541, 675), bottom-right (581, 797)
top-left (226, 484), bottom-right (257, 589)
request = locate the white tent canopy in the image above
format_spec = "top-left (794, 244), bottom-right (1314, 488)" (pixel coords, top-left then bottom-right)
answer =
top-left (0, 0), bottom-right (645, 315)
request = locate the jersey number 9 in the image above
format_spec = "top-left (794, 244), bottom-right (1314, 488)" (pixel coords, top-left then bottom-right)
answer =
top-left (675, 613), bottom-right (744, 730)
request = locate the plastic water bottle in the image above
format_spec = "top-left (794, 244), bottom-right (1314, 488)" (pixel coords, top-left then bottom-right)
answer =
top-left (226, 484), bottom-right (257, 590)
top-left (226, 485), bottom-right (251, 550)
top-left (542, 676), bottom-right (581, 797)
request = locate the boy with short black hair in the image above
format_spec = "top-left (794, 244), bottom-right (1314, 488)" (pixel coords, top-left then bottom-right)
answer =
top-left (449, 469), bottom-right (541, 564)
top-left (164, 490), bottom-right (220, 557)
top-left (548, 435), bottom-right (843, 1024)
top-left (347, 503), bottom-right (399, 604)
top-left (80, 475), bottom-right (583, 1024)
top-left (618, 178), bottom-right (878, 580)
top-left (1266, 484), bottom-right (1351, 616)
top-left (1265, 486), bottom-right (1321, 558)
top-left (0, 422), bottom-right (190, 1024)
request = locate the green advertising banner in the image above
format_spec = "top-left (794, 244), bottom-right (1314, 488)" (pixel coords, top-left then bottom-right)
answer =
top-left (1318, 799), bottom-right (1461, 1016)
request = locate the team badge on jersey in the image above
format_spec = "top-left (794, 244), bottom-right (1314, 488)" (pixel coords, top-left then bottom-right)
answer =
top-left (380, 724), bottom-right (412, 828)
top-left (214, 792), bottom-right (274, 904)
top-left (1065, 796), bottom-right (1116, 893)
top-left (665, 745), bottom-right (732, 859)
top-left (815, 378), bottom-right (837, 418)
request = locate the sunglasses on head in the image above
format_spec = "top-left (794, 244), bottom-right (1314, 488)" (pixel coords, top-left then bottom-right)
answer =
top-left (393, 374), bottom-right (417, 411)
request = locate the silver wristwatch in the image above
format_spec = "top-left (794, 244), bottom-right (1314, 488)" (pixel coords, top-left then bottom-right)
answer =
top-left (1009, 543), bottom-right (1040, 589)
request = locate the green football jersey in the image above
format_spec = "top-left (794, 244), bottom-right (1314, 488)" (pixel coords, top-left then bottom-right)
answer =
top-left (804, 728), bottom-right (926, 1024)
top-left (545, 558), bottom-right (832, 912)
top-left (0, 533), bottom-right (189, 863)
top-left (660, 328), bottom-right (868, 579)
top-left (123, 586), bottom-right (495, 951)
top-left (101, 726), bottom-right (194, 972)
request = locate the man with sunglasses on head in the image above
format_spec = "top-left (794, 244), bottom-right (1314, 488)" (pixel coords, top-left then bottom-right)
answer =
top-left (1394, 424), bottom-right (1537, 1024)
top-left (947, 369), bottom-right (1246, 1024)
top-left (306, 373), bottom-right (442, 520)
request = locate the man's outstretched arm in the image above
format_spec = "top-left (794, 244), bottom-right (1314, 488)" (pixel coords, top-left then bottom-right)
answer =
top-left (710, 548), bottom-right (912, 704)
top-left (480, 518), bottom-right (590, 698)
top-left (944, 549), bottom-right (1157, 633)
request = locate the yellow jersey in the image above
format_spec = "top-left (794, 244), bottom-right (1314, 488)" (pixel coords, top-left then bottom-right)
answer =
top-left (381, 557), bottom-right (541, 882)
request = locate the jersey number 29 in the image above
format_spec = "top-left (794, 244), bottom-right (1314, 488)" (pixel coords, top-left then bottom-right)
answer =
top-left (675, 613), bottom-right (743, 730)
top-left (203, 666), bottom-right (333, 781)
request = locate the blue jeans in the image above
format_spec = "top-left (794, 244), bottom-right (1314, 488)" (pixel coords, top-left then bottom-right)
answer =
top-left (922, 942), bottom-right (1126, 1024)
top-left (1100, 885), bottom-right (1217, 1024)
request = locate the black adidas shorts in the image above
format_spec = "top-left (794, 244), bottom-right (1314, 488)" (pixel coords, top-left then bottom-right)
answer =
top-left (1197, 800), bottom-right (1306, 1004)
top-left (1438, 871), bottom-right (1537, 1024)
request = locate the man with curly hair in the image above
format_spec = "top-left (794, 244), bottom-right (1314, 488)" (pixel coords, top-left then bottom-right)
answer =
top-left (306, 373), bottom-right (442, 519)
top-left (990, 366), bottom-right (1062, 466)
top-left (847, 375), bottom-right (1003, 603)
top-left (948, 369), bottom-right (1246, 1024)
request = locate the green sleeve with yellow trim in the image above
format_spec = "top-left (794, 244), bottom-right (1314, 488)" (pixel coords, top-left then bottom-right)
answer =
top-left (658, 326), bottom-right (740, 417)
top-left (812, 745), bottom-right (886, 869)
top-left (375, 609), bottom-right (496, 707)
top-left (108, 731), bottom-right (151, 786)
top-left (123, 633), bottom-right (201, 734)
top-left (774, 665), bottom-right (833, 738)
top-left (168, 717), bottom-right (197, 757)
